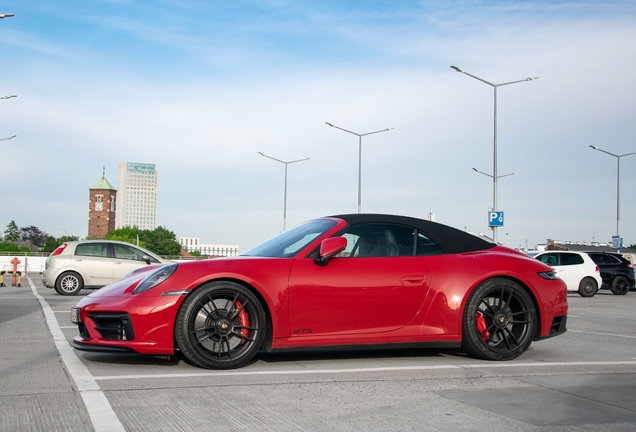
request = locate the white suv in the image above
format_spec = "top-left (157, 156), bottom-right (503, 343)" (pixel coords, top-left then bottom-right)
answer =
top-left (534, 251), bottom-right (602, 297)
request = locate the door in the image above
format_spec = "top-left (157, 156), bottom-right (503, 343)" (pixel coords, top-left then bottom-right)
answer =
top-left (288, 223), bottom-right (431, 336)
top-left (71, 242), bottom-right (114, 286)
top-left (111, 243), bottom-right (154, 281)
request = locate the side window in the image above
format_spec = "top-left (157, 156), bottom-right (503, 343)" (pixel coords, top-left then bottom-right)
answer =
top-left (337, 223), bottom-right (416, 257)
top-left (416, 231), bottom-right (447, 256)
top-left (590, 254), bottom-right (608, 264)
top-left (75, 243), bottom-right (108, 257)
top-left (562, 253), bottom-right (584, 265)
top-left (538, 253), bottom-right (560, 266)
top-left (113, 244), bottom-right (147, 261)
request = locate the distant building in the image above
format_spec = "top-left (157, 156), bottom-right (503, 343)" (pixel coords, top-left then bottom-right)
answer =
top-left (177, 237), bottom-right (240, 257)
top-left (545, 239), bottom-right (636, 263)
top-left (88, 171), bottom-right (117, 238)
top-left (116, 163), bottom-right (158, 230)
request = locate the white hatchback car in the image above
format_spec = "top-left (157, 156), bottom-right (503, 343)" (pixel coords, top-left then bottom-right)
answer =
top-left (42, 240), bottom-right (173, 296)
top-left (534, 251), bottom-right (602, 297)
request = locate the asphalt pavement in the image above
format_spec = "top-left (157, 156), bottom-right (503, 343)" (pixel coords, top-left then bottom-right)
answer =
top-left (2, 276), bottom-right (636, 432)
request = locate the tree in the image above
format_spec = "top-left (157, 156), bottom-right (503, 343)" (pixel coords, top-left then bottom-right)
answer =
top-left (142, 226), bottom-right (181, 255)
top-left (4, 220), bottom-right (19, 242)
top-left (42, 235), bottom-right (80, 253)
top-left (20, 225), bottom-right (49, 248)
top-left (105, 225), bottom-right (181, 255)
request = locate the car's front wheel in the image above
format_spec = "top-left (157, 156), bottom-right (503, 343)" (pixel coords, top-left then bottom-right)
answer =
top-left (578, 277), bottom-right (598, 297)
top-left (55, 272), bottom-right (84, 296)
top-left (462, 278), bottom-right (537, 361)
top-left (610, 276), bottom-right (630, 295)
top-left (175, 281), bottom-right (266, 369)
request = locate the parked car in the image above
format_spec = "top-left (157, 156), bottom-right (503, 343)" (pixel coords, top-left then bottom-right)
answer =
top-left (71, 214), bottom-right (568, 370)
top-left (534, 251), bottom-right (602, 297)
top-left (42, 240), bottom-right (173, 296)
top-left (586, 252), bottom-right (635, 295)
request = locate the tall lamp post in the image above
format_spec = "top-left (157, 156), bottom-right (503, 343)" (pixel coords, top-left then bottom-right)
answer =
top-left (325, 122), bottom-right (393, 213)
top-left (589, 145), bottom-right (636, 238)
top-left (451, 65), bottom-right (538, 243)
top-left (259, 152), bottom-right (310, 231)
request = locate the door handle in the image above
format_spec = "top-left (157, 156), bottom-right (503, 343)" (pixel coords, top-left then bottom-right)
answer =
top-left (401, 275), bottom-right (425, 284)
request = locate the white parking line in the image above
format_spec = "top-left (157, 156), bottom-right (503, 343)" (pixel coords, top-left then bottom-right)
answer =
top-left (28, 277), bottom-right (125, 432)
top-left (568, 329), bottom-right (636, 339)
top-left (94, 360), bottom-right (636, 381)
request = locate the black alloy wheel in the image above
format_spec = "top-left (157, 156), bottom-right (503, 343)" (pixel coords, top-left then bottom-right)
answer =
top-left (578, 277), bottom-right (598, 297)
top-left (462, 278), bottom-right (537, 361)
top-left (55, 272), bottom-right (84, 296)
top-left (175, 281), bottom-right (265, 369)
top-left (610, 276), bottom-right (630, 295)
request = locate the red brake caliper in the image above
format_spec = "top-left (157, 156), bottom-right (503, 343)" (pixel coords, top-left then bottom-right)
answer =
top-left (235, 301), bottom-right (249, 343)
top-left (476, 311), bottom-right (489, 342)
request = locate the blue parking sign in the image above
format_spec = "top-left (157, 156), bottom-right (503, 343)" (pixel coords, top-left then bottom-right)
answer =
top-left (489, 211), bottom-right (504, 227)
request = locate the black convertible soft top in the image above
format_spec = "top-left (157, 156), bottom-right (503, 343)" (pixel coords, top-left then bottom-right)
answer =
top-left (328, 214), bottom-right (496, 254)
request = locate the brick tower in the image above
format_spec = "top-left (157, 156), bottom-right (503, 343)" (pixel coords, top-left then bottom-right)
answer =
top-left (88, 168), bottom-right (117, 238)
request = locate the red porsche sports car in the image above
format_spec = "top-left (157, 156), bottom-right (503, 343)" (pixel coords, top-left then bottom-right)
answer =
top-left (71, 214), bottom-right (568, 369)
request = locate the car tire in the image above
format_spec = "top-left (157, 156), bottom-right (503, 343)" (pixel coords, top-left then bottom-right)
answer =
top-left (54, 272), bottom-right (84, 296)
top-left (610, 276), bottom-right (629, 295)
top-left (578, 277), bottom-right (598, 297)
top-left (462, 278), bottom-right (537, 361)
top-left (175, 281), bottom-right (266, 370)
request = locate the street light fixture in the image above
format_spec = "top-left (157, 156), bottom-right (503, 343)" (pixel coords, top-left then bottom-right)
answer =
top-left (325, 122), bottom-right (393, 213)
top-left (259, 151), bottom-right (310, 231)
top-left (472, 167), bottom-right (516, 179)
top-left (589, 145), bottom-right (636, 238)
top-left (1, 95), bottom-right (17, 99)
top-left (0, 14), bottom-right (15, 19)
top-left (451, 65), bottom-right (538, 242)
top-left (0, 135), bottom-right (16, 141)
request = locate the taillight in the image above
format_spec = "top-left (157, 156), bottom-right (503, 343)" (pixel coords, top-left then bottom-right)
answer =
top-left (628, 264), bottom-right (634, 269)
top-left (51, 243), bottom-right (68, 256)
top-left (595, 265), bottom-right (600, 273)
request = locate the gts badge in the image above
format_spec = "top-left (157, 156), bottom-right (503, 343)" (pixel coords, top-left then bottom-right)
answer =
top-left (293, 328), bottom-right (313, 335)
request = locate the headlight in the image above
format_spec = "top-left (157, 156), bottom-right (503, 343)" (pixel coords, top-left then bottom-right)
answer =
top-left (133, 263), bottom-right (178, 294)
top-left (537, 271), bottom-right (560, 280)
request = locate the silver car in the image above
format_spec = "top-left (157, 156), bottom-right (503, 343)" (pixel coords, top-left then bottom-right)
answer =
top-left (42, 240), bottom-right (173, 295)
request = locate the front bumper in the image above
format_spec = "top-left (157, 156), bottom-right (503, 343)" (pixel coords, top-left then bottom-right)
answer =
top-left (71, 289), bottom-right (185, 355)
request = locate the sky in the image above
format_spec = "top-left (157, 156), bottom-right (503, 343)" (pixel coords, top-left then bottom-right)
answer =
top-left (1, 0), bottom-right (636, 251)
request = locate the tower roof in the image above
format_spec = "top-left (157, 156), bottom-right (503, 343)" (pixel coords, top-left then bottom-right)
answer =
top-left (90, 175), bottom-right (116, 191)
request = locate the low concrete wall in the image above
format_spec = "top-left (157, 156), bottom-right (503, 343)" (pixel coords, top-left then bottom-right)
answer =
top-left (0, 256), bottom-right (47, 275)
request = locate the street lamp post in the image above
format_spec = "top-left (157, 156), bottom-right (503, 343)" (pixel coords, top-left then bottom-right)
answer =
top-left (259, 151), bottom-right (310, 231)
top-left (451, 65), bottom-right (538, 243)
top-left (589, 145), bottom-right (636, 238)
top-left (325, 122), bottom-right (393, 213)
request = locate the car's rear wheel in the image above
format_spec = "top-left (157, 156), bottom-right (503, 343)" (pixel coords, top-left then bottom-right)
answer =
top-left (175, 281), bottom-right (265, 369)
top-left (55, 272), bottom-right (84, 296)
top-left (578, 277), bottom-right (598, 297)
top-left (610, 276), bottom-right (629, 295)
top-left (462, 278), bottom-right (537, 361)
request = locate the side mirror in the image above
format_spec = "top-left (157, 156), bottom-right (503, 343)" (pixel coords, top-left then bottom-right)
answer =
top-left (315, 237), bottom-right (347, 267)
top-left (142, 255), bottom-right (152, 265)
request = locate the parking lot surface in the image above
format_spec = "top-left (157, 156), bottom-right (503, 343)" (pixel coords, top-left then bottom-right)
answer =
top-left (1, 276), bottom-right (636, 431)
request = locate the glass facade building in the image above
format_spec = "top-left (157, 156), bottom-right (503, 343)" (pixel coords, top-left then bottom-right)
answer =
top-left (116, 162), bottom-right (158, 230)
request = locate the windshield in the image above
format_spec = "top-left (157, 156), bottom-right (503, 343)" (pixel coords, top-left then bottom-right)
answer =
top-left (241, 219), bottom-right (337, 258)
